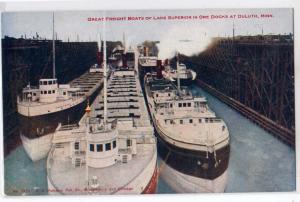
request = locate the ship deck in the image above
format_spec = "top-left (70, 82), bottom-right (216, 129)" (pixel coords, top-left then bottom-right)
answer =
top-left (92, 69), bottom-right (152, 130)
top-left (69, 71), bottom-right (103, 97)
top-left (19, 70), bottom-right (103, 106)
top-left (47, 143), bottom-right (156, 194)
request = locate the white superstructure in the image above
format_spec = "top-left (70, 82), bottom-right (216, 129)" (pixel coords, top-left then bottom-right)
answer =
top-left (17, 80), bottom-right (83, 117)
top-left (163, 63), bottom-right (197, 83)
top-left (47, 38), bottom-right (157, 195)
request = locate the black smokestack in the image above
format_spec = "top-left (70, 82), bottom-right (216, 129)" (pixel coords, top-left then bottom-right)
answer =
top-left (164, 59), bottom-right (169, 66)
top-left (143, 46), bottom-right (149, 56)
top-left (163, 59), bottom-right (169, 69)
top-left (156, 60), bottom-right (162, 79)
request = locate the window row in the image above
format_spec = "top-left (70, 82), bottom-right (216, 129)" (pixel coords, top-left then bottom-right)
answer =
top-left (39, 80), bottom-right (57, 85)
top-left (41, 90), bottom-right (56, 95)
top-left (89, 140), bottom-right (117, 152)
top-left (165, 118), bottom-right (222, 125)
top-left (178, 102), bottom-right (192, 108)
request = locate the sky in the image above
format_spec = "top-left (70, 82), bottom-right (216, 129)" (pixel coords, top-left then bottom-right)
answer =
top-left (1, 8), bottom-right (294, 58)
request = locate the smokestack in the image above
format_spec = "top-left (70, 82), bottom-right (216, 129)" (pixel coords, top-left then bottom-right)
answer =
top-left (164, 59), bottom-right (169, 66)
top-left (156, 60), bottom-right (162, 79)
top-left (122, 53), bottom-right (127, 68)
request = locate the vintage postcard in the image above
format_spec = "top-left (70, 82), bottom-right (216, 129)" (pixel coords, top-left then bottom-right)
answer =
top-left (1, 8), bottom-right (295, 195)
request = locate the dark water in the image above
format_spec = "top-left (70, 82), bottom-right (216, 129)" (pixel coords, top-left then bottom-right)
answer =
top-left (4, 84), bottom-right (295, 195)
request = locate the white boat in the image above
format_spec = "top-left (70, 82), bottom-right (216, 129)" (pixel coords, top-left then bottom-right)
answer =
top-left (46, 34), bottom-right (158, 195)
top-left (144, 57), bottom-right (230, 193)
top-left (18, 14), bottom-right (103, 161)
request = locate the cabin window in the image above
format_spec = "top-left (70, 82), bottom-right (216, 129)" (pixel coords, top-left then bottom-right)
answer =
top-left (44, 91), bottom-right (47, 94)
top-left (205, 118), bottom-right (209, 123)
top-left (188, 103), bottom-right (191, 107)
top-left (105, 143), bottom-right (111, 151)
top-left (33, 93), bottom-right (36, 96)
top-left (97, 144), bottom-right (103, 152)
top-left (53, 80), bottom-right (56, 84)
top-left (48, 80), bottom-right (52, 85)
top-left (156, 94), bottom-right (158, 97)
top-left (183, 103), bottom-right (187, 107)
top-left (189, 119), bottom-right (193, 123)
top-left (127, 139), bottom-right (132, 147)
top-left (168, 93), bottom-right (170, 97)
top-left (41, 91), bottom-right (43, 94)
top-left (113, 140), bottom-right (116, 148)
top-left (180, 120), bottom-right (183, 124)
top-left (170, 120), bottom-right (175, 124)
top-left (63, 92), bottom-right (66, 95)
top-left (52, 90), bottom-right (55, 94)
top-left (89, 144), bottom-right (94, 152)
top-left (170, 103), bottom-right (173, 108)
top-left (43, 81), bottom-right (47, 85)
top-left (48, 90), bottom-right (51, 94)
top-left (179, 103), bottom-right (182, 108)
top-left (199, 119), bottom-right (202, 123)
top-left (74, 142), bottom-right (79, 150)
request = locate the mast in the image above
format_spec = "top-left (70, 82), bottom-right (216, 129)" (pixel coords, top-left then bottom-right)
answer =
top-left (98, 34), bottom-right (102, 52)
top-left (232, 22), bottom-right (235, 41)
top-left (52, 12), bottom-right (56, 79)
top-left (103, 14), bottom-right (108, 128)
top-left (85, 102), bottom-right (91, 191)
top-left (123, 32), bottom-right (126, 54)
top-left (176, 52), bottom-right (181, 92)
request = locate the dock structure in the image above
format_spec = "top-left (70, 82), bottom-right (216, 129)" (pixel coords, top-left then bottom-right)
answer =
top-left (182, 34), bottom-right (294, 147)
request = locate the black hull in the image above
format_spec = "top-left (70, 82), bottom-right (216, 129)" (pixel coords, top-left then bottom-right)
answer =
top-left (19, 84), bottom-right (102, 139)
top-left (156, 128), bottom-right (230, 180)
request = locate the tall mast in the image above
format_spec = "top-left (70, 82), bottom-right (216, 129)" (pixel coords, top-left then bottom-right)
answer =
top-left (52, 12), bottom-right (56, 79)
top-left (232, 22), bottom-right (235, 41)
top-left (176, 52), bottom-right (181, 92)
top-left (98, 34), bottom-right (102, 52)
top-left (103, 14), bottom-right (107, 127)
top-left (123, 32), bottom-right (126, 54)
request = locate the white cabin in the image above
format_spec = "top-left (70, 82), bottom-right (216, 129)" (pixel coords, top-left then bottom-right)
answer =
top-left (39, 79), bottom-right (58, 103)
top-left (17, 77), bottom-right (83, 117)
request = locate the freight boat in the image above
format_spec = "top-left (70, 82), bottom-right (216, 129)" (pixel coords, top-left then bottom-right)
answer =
top-left (18, 14), bottom-right (103, 161)
top-left (144, 57), bottom-right (230, 193)
top-left (46, 38), bottom-right (158, 195)
top-left (162, 57), bottom-right (197, 86)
